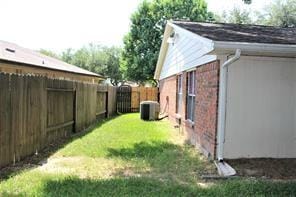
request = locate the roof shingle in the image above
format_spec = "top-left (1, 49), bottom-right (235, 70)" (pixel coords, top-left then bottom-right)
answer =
top-left (173, 21), bottom-right (296, 45)
top-left (0, 40), bottom-right (102, 77)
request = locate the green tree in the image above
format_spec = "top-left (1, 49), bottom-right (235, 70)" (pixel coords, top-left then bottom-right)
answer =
top-left (41, 44), bottom-right (122, 85)
top-left (61, 48), bottom-right (74, 63)
top-left (243, 0), bottom-right (252, 4)
top-left (70, 46), bottom-right (91, 71)
top-left (228, 7), bottom-right (252, 24)
top-left (121, 0), bottom-right (213, 84)
top-left (257, 0), bottom-right (296, 27)
top-left (62, 44), bottom-right (122, 85)
top-left (39, 49), bottom-right (60, 59)
top-left (104, 47), bottom-right (122, 86)
top-left (215, 7), bottom-right (252, 24)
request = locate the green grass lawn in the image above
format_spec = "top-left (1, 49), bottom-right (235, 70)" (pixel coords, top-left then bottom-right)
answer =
top-left (0, 114), bottom-right (296, 196)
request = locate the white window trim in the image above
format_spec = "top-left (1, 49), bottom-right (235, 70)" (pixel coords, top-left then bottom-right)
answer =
top-left (186, 71), bottom-right (196, 122)
top-left (176, 74), bottom-right (183, 115)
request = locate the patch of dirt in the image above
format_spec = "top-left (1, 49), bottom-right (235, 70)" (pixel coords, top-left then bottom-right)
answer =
top-left (37, 156), bottom-right (130, 179)
top-left (38, 157), bottom-right (79, 175)
top-left (0, 123), bottom-right (98, 181)
top-left (0, 140), bottom-right (68, 181)
top-left (227, 158), bottom-right (296, 180)
top-left (113, 166), bottom-right (145, 178)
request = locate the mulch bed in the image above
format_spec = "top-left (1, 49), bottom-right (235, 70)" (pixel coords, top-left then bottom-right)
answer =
top-left (227, 158), bottom-right (296, 180)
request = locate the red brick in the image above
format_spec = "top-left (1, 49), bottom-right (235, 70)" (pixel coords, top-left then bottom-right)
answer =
top-left (159, 60), bottom-right (220, 159)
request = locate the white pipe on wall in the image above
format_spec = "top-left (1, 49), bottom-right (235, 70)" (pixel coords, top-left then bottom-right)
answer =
top-left (217, 49), bottom-right (241, 161)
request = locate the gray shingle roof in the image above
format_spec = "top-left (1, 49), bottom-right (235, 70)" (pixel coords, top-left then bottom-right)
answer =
top-left (0, 40), bottom-right (103, 77)
top-left (173, 21), bottom-right (296, 45)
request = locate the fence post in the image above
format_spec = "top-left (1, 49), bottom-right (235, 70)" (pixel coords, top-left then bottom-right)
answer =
top-left (105, 85), bottom-right (109, 118)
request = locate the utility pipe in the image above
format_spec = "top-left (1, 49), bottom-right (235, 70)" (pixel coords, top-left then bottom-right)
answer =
top-left (217, 49), bottom-right (241, 161)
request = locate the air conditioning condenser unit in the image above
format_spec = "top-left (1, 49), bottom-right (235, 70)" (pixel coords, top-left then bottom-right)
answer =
top-left (140, 101), bottom-right (160, 120)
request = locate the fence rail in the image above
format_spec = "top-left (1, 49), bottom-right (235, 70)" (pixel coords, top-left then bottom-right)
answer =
top-left (0, 73), bottom-right (117, 168)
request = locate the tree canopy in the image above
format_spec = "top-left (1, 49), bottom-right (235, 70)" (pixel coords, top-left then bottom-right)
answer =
top-left (215, 7), bottom-right (252, 24)
top-left (257, 0), bottom-right (296, 27)
top-left (121, 0), bottom-right (213, 84)
top-left (40, 44), bottom-right (122, 86)
top-left (216, 0), bottom-right (296, 27)
top-left (39, 49), bottom-right (60, 59)
top-left (242, 0), bottom-right (252, 4)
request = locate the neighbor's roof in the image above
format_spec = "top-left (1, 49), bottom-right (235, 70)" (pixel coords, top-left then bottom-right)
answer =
top-left (0, 40), bottom-right (103, 78)
top-left (173, 21), bottom-right (296, 45)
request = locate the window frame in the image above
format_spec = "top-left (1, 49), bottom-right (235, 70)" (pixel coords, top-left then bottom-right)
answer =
top-left (186, 70), bottom-right (196, 122)
top-left (176, 74), bottom-right (182, 115)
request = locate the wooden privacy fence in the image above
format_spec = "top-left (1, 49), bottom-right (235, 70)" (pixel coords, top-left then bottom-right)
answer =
top-left (0, 73), bottom-right (117, 168)
top-left (117, 86), bottom-right (159, 113)
top-left (107, 85), bottom-right (117, 115)
top-left (117, 85), bottom-right (132, 113)
top-left (131, 87), bottom-right (159, 112)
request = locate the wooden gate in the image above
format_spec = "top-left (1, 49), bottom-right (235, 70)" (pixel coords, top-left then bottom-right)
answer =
top-left (46, 84), bottom-right (76, 141)
top-left (96, 86), bottom-right (108, 118)
top-left (117, 85), bottom-right (132, 113)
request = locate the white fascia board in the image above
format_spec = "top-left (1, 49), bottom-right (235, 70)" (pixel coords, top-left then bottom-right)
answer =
top-left (154, 24), bottom-right (173, 80)
top-left (213, 41), bottom-right (296, 57)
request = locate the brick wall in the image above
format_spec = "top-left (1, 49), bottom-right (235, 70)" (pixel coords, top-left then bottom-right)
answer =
top-left (195, 61), bottom-right (220, 159)
top-left (159, 75), bottom-right (177, 122)
top-left (159, 60), bottom-right (220, 159)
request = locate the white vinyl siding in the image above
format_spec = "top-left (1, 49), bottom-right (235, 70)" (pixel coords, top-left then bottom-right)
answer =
top-left (224, 56), bottom-right (296, 158)
top-left (159, 27), bottom-right (216, 80)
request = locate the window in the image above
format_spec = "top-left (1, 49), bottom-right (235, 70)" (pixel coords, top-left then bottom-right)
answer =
top-left (186, 71), bottom-right (196, 122)
top-left (176, 75), bottom-right (182, 114)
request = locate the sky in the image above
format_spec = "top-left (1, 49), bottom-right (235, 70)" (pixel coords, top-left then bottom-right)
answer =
top-left (0, 0), bottom-right (270, 52)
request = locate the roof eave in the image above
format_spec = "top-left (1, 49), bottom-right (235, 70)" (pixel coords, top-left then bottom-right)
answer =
top-left (0, 58), bottom-right (105, 79)
top-left (212, 41), bottom-right (296, 58)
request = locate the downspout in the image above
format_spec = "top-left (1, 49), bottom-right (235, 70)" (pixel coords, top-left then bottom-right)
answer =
top-left (217, 49), bottom-right (241, 161)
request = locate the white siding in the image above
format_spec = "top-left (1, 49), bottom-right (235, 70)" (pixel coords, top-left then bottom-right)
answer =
top-left (224, 56), bottom-right (296, 158)
top-left (159, 28), bottom-right (216, 80)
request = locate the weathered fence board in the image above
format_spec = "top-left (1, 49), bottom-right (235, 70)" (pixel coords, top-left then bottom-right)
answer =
top-left (75, 82), bottom-right (98, 132)
top-left (96, 85), bottom-right (108, 118)
top-left (46, 80), bottom-right (75, 142)
top-left (107, 86), bottom-right (117, 116)
top-left (0, 73), bottom-right (116, 168)
top-left (117, 86), bottom-right (159, 113)
top-left (117, 85), bottom-right (132, 113)
top-left (0, 74), bottom-right (11, 166)
top-left (131, 87), bottom-right (159, 112)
